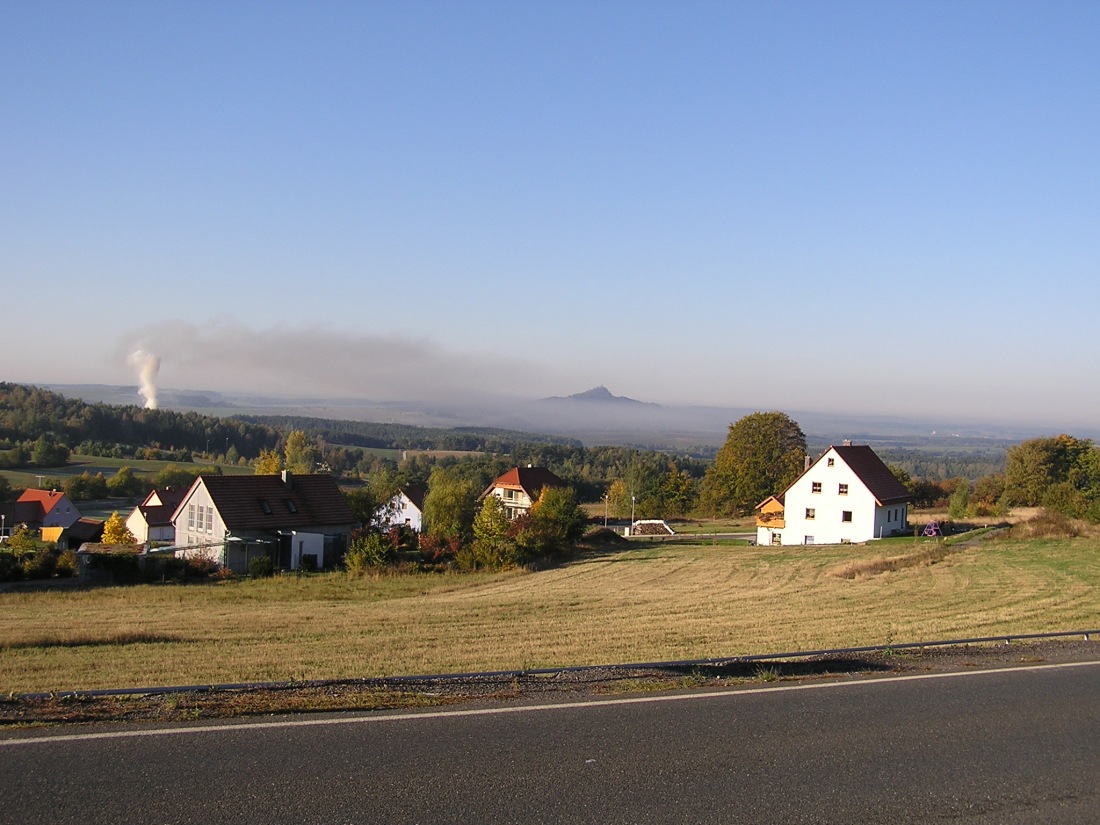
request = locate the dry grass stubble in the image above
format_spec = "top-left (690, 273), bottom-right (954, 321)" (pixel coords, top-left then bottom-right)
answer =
top-left (2, 533), bottom-right (1099, 694)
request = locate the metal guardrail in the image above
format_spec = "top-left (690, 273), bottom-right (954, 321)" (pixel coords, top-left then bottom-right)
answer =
top-left (13, 628), bottom-right (1099, 701)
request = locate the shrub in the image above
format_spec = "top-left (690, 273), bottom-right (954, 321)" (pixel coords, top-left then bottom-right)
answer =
top-left (0, 551), bottom-right (23, 583)
top-left (55, 549), bottom-right (78, 578)
top-left (21, 550), bottom-right (57, 580)
top-left (87, 551), bottom-right (141, 583)
top-left (345, 530), bottom-right (395, 576)
top-left (298, 554), bottom-right (318, 573)
top-left (186, 555), bottom-right (222, 579)
top-left (248, 556), bottom-right (274, 578)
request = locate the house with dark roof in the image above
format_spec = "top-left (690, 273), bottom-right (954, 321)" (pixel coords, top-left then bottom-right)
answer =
top-left (482, 466), bottom-right (568, 520)
top-left (171, 471), bottom-right (356, 572)
top-left (755, 444), bottom-right (911, 545)
top-left (126, 487), bottom-right (187, 545)
top-left (13, 489), bottom-right (81, 531)
top-left (380, 484), bottom-right (426, 532)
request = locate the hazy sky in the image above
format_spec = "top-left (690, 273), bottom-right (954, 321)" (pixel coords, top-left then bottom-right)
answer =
top-left (4, 1), bottom-right (1099, 429)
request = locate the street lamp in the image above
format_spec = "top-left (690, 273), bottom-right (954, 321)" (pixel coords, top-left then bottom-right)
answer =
top-left (631, 495), bottom-right (636, 534)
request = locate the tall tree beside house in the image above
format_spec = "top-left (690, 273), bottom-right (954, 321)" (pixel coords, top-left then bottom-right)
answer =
top-left (254, 447), bottom-right (284, 475)
top-left (467, 494), bottom-right (517, 569)
top-left (700, 411), bottom-right (807, 517)
top-left (422, 466), bottom-right (477, 542)
top-left (283, 430), bottom-right (318, 474)
top-left (101, 512), bottom-right (136, 545)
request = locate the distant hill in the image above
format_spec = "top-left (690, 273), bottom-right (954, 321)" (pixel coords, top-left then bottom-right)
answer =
top-left (542, 386), bottom-right (657, 406)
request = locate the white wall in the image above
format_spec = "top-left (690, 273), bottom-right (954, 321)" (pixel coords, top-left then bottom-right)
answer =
top-left (777, 448), bottom-right (886, 545)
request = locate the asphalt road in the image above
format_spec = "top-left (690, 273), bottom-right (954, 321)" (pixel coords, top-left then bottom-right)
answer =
top-left (3, 661), bottom-right (1098, 824)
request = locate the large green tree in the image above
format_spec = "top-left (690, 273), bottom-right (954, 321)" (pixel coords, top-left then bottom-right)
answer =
top-left (700, 412), bottom-right (807, 516)
top-left (422, 466), bottom-right (477, 542)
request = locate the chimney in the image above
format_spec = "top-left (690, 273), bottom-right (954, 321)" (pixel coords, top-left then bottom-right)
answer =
top-left (281, 470), bottom-right (293, 489)
top-left (842, 439), bottom-right (852, 447)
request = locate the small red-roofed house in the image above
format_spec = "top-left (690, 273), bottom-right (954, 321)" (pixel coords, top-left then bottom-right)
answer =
top-left (13, 489), bottom-right (81, 530)
top-left (482, 466), bottom-right (568, 520)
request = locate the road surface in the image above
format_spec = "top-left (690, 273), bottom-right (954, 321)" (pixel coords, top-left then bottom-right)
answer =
top-left (2, 660), bottom-right (1098, 823)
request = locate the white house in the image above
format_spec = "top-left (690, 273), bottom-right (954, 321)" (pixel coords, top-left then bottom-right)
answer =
top-left (756, 444), bottom-right (911, 546)
top-left (126, 487), bottom-right (187, 545)
top-left (171, 471), bottom-right (356, 572)
top-left (380, 485), bottom-right (426, 532)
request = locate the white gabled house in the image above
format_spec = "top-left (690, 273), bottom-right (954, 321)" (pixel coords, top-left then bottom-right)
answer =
top-left (171, 471), bottom-right (356, 572)
top-left (756, 444), bottom-right (911, 546)
top-left (379, 485), bottom-right (426, 532)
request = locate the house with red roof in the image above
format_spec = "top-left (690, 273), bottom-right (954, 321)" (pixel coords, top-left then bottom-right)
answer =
top-left (482, 466), bottom-right (568, 520)
top-left (755, 444), bottom-right (912, 546)
top-left (13, 489), bottom-right (81, 531)
top-left (171, 471), bottom-right (356, 572)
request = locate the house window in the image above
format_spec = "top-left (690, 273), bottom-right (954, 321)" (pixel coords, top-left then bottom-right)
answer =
top-left (842, 510), bottom-right (853, 523)
top-left (839, 484), bottom-right (848, 496)
top-left (188, 504), bottom-right (195, 529)
top-left (805, 508), bottom-right (815, 520)
top-left (827, 458), bottom-right (835, 467)
top-left (811, 482), bottom-right (822, 494)
top-left (771, 533), bottom-right (782, 546)
top-left (804, 535), bottom-right (814, 545)
top-left (206, 507), bottom-right (214, 533)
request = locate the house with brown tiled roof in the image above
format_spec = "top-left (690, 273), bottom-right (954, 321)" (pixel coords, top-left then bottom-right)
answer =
top-left (482, 466), bottom-right (568, 520)
top-left (171, 471), bottom-right (356, 572)
top-left (126, 487), bottom-right (187, 545)
top-left (755, 444), bottom-right (911, 546)
top-left (13, 489), bottom-right (81, 531)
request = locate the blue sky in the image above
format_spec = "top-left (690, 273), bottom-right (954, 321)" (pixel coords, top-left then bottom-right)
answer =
top-left (4, 1), bottom-right (1099, 429)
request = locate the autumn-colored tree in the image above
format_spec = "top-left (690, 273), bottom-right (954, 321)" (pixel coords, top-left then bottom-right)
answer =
top-left (254, 447), bottom-right (284, 475)
top-left (606, 478), bottom-right (630, 520)
top-left (661, 462), bottom-right (696, 518)
top-left (101, 511), bottom-right (136, 545)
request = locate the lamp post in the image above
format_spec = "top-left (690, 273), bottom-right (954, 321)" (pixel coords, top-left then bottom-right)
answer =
top-left (603, 493), bottom-right (608, 528)
top-left (631, 495), bottom-right (636, 534)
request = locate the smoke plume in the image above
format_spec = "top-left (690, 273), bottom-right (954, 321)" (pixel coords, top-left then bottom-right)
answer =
top-left (128, 350), bottom-right (161, 409)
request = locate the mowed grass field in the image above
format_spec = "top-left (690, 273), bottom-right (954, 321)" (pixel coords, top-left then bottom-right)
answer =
top-left (2, 533), bottom-right (1098, 694)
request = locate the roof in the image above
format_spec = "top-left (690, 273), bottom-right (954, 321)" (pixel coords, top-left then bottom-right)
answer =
top-left (137, 503), bottom-right (179, 528)
top-left (14, 489), bottom-right (68, 520)
top-left (400, 484), bottom-right (426, 511)
top-left (143, 487), bottom-right (187, 510)
top-left (64, 518), bottom-right (105, 543)
top-left (181, 472), bottom-right (356, 531)
top-left (827, 445), bottom-right (912, 505)
top-left (483, 466), bottom-right (568, 499)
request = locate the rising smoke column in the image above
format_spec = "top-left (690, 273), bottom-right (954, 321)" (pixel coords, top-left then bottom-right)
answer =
top-left (128, 350), bottom-right (161, 409)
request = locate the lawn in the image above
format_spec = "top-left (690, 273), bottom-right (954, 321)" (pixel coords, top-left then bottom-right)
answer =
top-left (2, 532), bottom-right (1098, 694)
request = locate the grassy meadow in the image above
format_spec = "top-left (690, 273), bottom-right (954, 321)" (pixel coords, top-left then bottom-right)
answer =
top-left (3, 530), bottom-right (1099, 694)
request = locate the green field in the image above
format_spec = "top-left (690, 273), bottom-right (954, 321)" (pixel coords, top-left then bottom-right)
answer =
top-left (2, 532), bottom-right (1097, 694)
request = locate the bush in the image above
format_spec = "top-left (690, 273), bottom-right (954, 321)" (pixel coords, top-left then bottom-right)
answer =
top-left (87, 551), bottom-right (141, 583)
top-left (345, 530), bottom-right (395, 576)
top-left (298, 554), bottom-right (318, 573)
top-left (0, 551), bottom-right (23, 583)
top-left (248, 556), bottom-right (275, 578)
top-left (21, 550), bottom-right (57, 580)
top-left (55, 549), bottom-right (78, 578)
